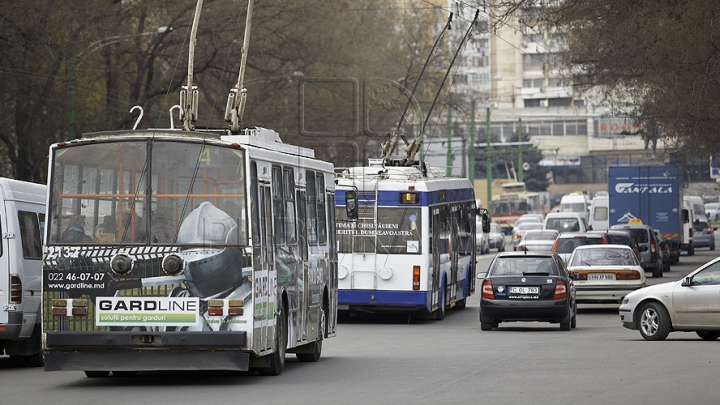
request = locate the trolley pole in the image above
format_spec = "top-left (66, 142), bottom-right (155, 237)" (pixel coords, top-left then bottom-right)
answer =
top-left (518, 118), bottom-right (523, 183)
top-left (486, 107), bottom-right (492, 221)
top-left (446, 97), bottom-right (453, 177)
top-left (469, 100), bottom-right (476, 184)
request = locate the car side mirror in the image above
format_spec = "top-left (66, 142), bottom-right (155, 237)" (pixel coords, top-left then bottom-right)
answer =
top-left (345, 190), bottom-right (358, 220)
top-left (477, 271), bottom-right (488, 279)
top-left (681, 276), bottom-right (692, 287)
top-left (477, 208), bottom-right (490, 233)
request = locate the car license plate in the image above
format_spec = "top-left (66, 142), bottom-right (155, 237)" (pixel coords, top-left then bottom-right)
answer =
top-left (588, 273), bottom-right (616, 281)
top-left (509, 286), bottom-right (539, 294)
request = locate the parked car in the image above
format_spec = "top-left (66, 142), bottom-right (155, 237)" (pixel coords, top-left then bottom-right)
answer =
top-left (619, 256), bottom-right (720, 341)
top-left (489, 222), bottom-right (507, 252)
top-left (543, 212), bottom-right (590, 234)
top-left (516, 229), bottom-right (560, 252)
top-left (511, 222), bottom-right (543, 251)
top-left (478, 251), bottom-right (577, 331)
top-left (693, 219), bottom-right (716, 250)
top-left (567, 244), bottom-right (645, 304)
top-left (610, 223), bottom-right (662, 278)
top-left (551, 231), bottom-right (610, 264)
top-left (652, 229), bottom-right (671, 273)
top-left (704, 202), bottom-right (720, 221)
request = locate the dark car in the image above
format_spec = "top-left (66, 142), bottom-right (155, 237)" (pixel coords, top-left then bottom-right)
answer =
top-left (653, 229), bottom-right (671, 273)
top-left (478, 251), bottom-right (577, 331)
top-left (610, 223), bottom-right (662, 278)
top-left (591, 229), bottom-right (642, 262)
top-left (693, 219), bottom-right (716, 250)
top-left (551, 231), bottom-right (610, 264)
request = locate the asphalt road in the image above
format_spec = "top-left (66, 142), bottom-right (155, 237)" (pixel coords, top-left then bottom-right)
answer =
top-left (2, 241), bottom-right (719, 405)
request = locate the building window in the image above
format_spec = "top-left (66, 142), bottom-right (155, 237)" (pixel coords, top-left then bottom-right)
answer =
top-left (471, 73), bottom-right (490, 84)
top-left (453, 74), bottom-right (468, 84)
top-left (524, 78), bottom-right (544, 88)
top-left (524, 99), bottom-right (542, 108)
top-left (548, 77), bottom-right (570, 87)
top-left (524, 33), bottom-right (543, 43)
top-left (549, 98), bottom-right (572, 107)
top-left (524, 53), bottom-right (545, 66)
top-left (573, 99), bottom-right (585, 108)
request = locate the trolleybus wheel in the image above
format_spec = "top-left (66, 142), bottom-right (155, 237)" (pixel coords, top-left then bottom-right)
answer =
top-left (259, 302), bottom-right (287, 376)
top-left (297, 307), bottom-right (324, 362)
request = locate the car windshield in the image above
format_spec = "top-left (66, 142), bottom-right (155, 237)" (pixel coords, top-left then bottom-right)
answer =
top-left (569, 247), bottom-right (638, 266)
top-left (555, 237), bottom-right (603, 253)
top-left (491, 257), bottom-right (557, 276)
top-left (546, 218), bottom-right (581, 232)
top-left (525, 231), bottom-right (558, 240)
top-left (517, 223), bottom-right (543, 231)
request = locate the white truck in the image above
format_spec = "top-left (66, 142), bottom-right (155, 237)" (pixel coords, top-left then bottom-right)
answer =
top-left (0, 178), bottom-right (46, 366)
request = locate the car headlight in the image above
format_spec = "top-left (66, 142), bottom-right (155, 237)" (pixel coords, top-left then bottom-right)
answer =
top-left (622, 297), bottom-right (630, 305)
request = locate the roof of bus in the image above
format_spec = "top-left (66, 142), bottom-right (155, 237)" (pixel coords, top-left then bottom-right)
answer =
top-left (0, 177), bottom-right (46, 204)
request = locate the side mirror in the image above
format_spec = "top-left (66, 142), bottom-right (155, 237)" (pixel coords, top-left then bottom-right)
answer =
top-left (681, 276), bottom-right (692, 287)
top-left (683, 209), bottom-right (690, 223)
top-left (477, 271), bottom-right (488, 279)
top-left (345, 190), bottom-right (358, 220)
top-left (477, 208), bottom-right (491, 233)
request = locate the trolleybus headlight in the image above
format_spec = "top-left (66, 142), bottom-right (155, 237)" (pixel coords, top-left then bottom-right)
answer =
top-left (339, 265), bottom-right (349, 280)
top-left (162, 253), bottom-right (186, 276)
top-left (110, 253), bottom-right (134, 276)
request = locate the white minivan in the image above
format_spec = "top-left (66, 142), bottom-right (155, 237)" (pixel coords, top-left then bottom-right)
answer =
top-left (0, 178), bottom-right (46, 366)
top-left (589, 195), bottom-right (609, 231)
top-left (560, 193), bottom-right (590, 222)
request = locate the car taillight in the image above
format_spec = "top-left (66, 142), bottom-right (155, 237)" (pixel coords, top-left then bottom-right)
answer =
top-left (650, 240), bottom-right (656, 253)
top-left (514, 234), bottom-right (522, 240)
top-left (554, 280), bottom-right (567, 299)
top-left (481, 280), bottom-right (494, 299)
top-left (551, 238), bottom-right (560, 252)
top-left (626, 271), bottom-right (642, 280)
top-left (413, 266), bottom-right (420, 291)
top-left (518, 245), bottom-right (527, 251)
top-left (10, 274), bottom-right (21, 304)
top-left (708, 227), bottom-right (713, 234)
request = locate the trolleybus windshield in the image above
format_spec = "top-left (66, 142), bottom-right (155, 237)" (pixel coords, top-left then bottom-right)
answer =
top-left (49, 140), bottom-right (248, 246)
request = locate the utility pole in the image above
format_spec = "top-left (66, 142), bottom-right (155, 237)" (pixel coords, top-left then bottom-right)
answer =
top-left (518, 118), bottom-right (524, 183)
top-left (486, 107), bottom-right (492, 221)
top-left (469, 100), bottom-right (476, 184)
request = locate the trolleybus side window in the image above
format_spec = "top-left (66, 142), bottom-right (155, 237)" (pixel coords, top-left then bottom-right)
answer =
top-left (306, 170), bottom-right (318, 245)
top-left (316, 173), bottom-right (327, 245)
top-left (283, 167), bottom-right (297, 244)
top-left (272, 165), bottom-right (284, 245)
top-left (297, 189), bottom-right (308, 260)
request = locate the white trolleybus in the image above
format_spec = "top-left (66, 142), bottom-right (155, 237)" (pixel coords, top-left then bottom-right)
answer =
top-left (335, 158), bottom-right (488, 320)
top-left (41, 0), bottom-right (336, 377)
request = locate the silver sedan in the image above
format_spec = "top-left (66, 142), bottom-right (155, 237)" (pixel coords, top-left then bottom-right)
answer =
top-left (619, 256), bottom-right (720, 340)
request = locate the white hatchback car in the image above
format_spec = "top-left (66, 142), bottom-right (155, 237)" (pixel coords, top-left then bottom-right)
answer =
top-left (619, 256), bottom-right (720, 340)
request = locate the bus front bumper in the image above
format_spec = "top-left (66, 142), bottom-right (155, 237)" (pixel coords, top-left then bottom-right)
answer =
top-left (44, 331), bottom-right (249, 372)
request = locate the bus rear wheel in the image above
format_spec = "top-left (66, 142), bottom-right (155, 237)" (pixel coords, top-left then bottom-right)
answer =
top-left (297, 306), bottom-right (324, 362)
top-left (259, 302), bottom-right (287, 376)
